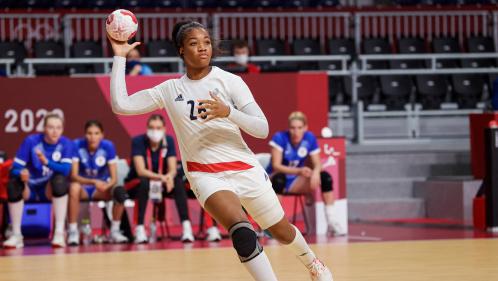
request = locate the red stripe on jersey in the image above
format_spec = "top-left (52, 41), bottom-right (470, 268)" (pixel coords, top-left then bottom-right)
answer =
top-left (187, 161), bottom-right (253, 173)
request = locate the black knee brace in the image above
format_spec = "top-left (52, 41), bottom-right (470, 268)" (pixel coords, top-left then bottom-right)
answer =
top-left (7, 176), bottom-right (24, 202)
top-left (320, 171), bottom-right (333, 192)
top-left (113, 185), bottom-right (128, 204)
top-left (271, 173), bottom-right (287, 194)
top-left (51, 174), bottom-right (69, 197)
top-left (229, 221), bottom-right (263, 263)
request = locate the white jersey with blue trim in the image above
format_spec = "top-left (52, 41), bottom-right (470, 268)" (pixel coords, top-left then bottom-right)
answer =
top-left (146, 66), bottom-right (261, 174)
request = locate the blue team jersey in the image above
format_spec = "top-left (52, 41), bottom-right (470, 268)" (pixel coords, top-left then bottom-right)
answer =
top-left (267, 131), bottom-right (320, 185)
top-left (73, 138), bottom-right (117, 180)
top-left (13, 133), bottom-right (73, 185)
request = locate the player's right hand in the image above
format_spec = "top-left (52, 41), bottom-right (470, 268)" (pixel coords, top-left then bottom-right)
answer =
top-left (107, 33), bottom-right (141, 58)
top-left (20, 169), bottom-right (30, 182)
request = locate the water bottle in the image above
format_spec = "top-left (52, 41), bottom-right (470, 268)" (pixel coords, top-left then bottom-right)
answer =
top-left (149, 221), bottom-right (157, 243)
top-left (81, 219), bottom-right (92, 245)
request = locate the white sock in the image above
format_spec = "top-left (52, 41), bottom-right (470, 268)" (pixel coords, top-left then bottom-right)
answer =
top-left (242, 250), bottom-right (278, 281)
top-left (325, 204), bottom-right (335, 226)
top-left (69, 223), bottom-right (78, 232)
top-left (111, 220), bottom-right (121, 232)
top-left (53, 195), bottom-right (68, 234)
top-left (8, 201), bottom-right (24, 236)
top-left (283, 225), bottom-right (317, 267)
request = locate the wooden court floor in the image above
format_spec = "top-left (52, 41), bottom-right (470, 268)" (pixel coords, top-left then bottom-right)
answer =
top-left (1, 238), bottom-right (497, 281)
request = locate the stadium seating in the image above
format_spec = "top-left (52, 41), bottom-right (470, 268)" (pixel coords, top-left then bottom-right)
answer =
top-left (432, 37), bottom-right (461, 69)
top-left (451, 74), bottom-right (485, 109)
top-left (291, 39), bottom-right (321, 70)
top-left (415, 75), bottom-right (449, 110)
top-left (380, 75), bottom-right (414, 110)
top-left (362, 38), bottom-right (392, 70)
top-left (146, 40), bottom-right (178, 72)
top-left (343, 76), bottom-right (381, 108)
top-left (33, 40), bottom-right (67, 76)
top-left (71, 41), bottom-right (104, 74)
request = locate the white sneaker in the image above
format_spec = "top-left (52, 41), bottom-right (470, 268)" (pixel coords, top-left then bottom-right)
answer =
top-left (328, 221), bottom-right (347, 236)
top-left (308, 258), bottom-right (334, 281)
top-left (51, 232), bottom-right (66, 248)
top-left (206, 226), bottom-right (222, 242)
top-left (110, 230), bottom-right (129, 244)
top-left (4, 225), bottom-right (13, 239)
top-left (134, 225), bottom-right (148, 244)
top-left (67, 229), bottom-right (80, 246)
top-left (3, 234), bottom-right (24, 249)
top-left (181, 220), bottom-right (195, 243)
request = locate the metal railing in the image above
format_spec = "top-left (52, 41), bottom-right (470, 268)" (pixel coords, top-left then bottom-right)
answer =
top-left (355, 11), bottom-right (490, 54)
top-left (0, 58), bottom-right (15, 76)
top-left (212, 12), bottom-right (352, 50)
top-left (0, 13), bottom-right (61, 50)
top-left (63, 13), bottom-right (209, 57)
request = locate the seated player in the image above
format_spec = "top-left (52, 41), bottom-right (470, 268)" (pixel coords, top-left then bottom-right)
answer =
top-left (267, 111), bottom-right (345, 236)
top-left (124, 114), bottom-right (194, 243)
top-left (126, 49), bottom-right (153, 76)
top-left (68, 120), bottom-right (129, 245)
top-left (3, 113), bottom-right (72, 248)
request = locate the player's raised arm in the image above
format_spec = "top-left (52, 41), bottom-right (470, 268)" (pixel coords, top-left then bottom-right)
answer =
top-left (108, 36), bottom-right (161, 115)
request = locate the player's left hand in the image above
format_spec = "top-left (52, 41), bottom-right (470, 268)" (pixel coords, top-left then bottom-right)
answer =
top-left (94, 180), bottom-right (108, 192)
top-left (310, 171), bottom-right (321, 190)
top-left (197, 92), bottom-right (230, 122)
top-left (35, 149), bottom-right (48, 165)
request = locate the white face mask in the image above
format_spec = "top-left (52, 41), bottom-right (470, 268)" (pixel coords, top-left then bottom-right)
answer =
top-left (147, 129), bottom-right (165, 143)
top-left (234, 54), bottom-right (249, 65)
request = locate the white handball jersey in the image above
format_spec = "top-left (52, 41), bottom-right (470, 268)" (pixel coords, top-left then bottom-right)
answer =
top-left (147, 66), bottom-right (261, 174)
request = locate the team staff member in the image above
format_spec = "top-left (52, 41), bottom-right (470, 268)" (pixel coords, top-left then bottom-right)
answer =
top-left (125, 114), bottom-right (194, 243)
top-left (108, 20), bottom-right (332, 280)
top-left (3, 113), bottom-right (72, 248)
top-left (268, 111), bottom-right (345, 236)
top-left (68, 120), bottom-right (129, 245)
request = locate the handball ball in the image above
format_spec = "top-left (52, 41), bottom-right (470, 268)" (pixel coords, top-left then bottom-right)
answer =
top-left (106, 9), bottom-right (138, 42)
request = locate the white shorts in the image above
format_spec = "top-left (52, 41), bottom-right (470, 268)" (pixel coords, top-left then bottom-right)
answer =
top-left (188, 165), bottom-right (285, 230)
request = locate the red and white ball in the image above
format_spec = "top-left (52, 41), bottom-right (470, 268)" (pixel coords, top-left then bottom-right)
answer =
top-left (105, 9), bottom-right (138, 42)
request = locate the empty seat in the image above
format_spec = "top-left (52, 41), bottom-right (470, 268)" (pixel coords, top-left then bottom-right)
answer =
top-left (292, 39), bottom-right (321, 70)
top-left (292, 39), bottom-right (321, 55)
top-left (71, 41), bottom-right (103, 74)
top-left (415, 75), bottom-right (449, 110)
top-left (328, 38), bottom-right (355, 57)
top-left (0, 41), bottom-right (27, 63)
top-left (14, 0), bottom-right (50, 8)
top-left (380, 76), bottom-right (414, 110)
top-left (147, 40), bottom-right (176, 57)
top-left (398, 37), bottom-right (426, 54)
top-left (34, 40), bottom-right (67, 76)
top-left (252, 0), bottom-right (284, 7)
top-left (147, 40), bottom-right (178, 72)
top-left (343, 76), bottom-right (380, 108)
top-left (218, 0), bottom-right (252, 7)
top-left (362, 38), bottom-right (392, 54)
top-left (432, 37), bottom-right (460, 69)
top-left (389, 60), bottom-right (424, 70)
top-left (467, 36), bottom-right (495, 53)
top-left (362, 38), bottom-right (391, 70)
top-left (151, 0), bottom-right (185, 7)
top-left (462, 36), bottom-right (496, 69)
top-left (451, 74), bottom-right (485, 108)
top-left (54, 0), bottom-right (82, 7)
top-left (188, 0), bottom-right (218, 8)
top-left (256, 39), bottom-right (286, 56)
top-left (320, 38), bottom-right (354, 71)
top-left (121, 0), bottom-right (151, 7)
top-left (83, 0), bottom-right (118, 8)
top-left (314, 0), bottom-right (340, 6)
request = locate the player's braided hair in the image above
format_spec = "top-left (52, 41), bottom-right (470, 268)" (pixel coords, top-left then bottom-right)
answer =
top-left (171, 20), bottom-right (220, 59)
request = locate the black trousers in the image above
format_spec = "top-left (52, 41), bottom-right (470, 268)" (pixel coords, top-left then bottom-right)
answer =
top-left (126, 175), bottom-right (189, 225)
